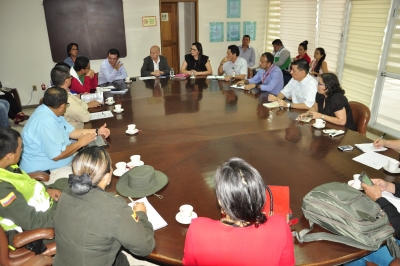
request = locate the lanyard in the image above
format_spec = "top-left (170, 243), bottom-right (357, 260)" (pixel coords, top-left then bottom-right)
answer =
top-left (262, 65), bottom-right (274, 84)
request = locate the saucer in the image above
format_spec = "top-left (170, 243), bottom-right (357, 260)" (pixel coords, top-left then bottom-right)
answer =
top-left (313, 123), bottom-right (325, 129)
top-left (113, 108), bottom-right (124, 113)
top-left (106, 101), bottom-right (115, 105)
top-left (175, 211), bottom-right (198, 224)
top-left (383, 165), bottom-right (400, 174)
top-left (347, 180), bottom-right (363, 190)
top-left (127, 161), bottom-right (144, 168)
top-left (126, 129), bottom-right (139, 135)
top-left (113, 169), bottom-right (128, 177)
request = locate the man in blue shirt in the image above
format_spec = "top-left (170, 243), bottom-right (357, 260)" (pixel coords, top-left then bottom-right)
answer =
top-left (237, 35), bottom-right (256, 68)
top-left (20, 87), bottom-right (110, 184)
top-left (242, 52), bottom-right (283, 95)
top-left (98, 48), bottom-right (128, 85)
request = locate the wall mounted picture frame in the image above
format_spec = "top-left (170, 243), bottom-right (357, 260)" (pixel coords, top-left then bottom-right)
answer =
top-left (227, 0), bottom-right (241, 18)
top-left (210, 22), bottom-right (224, 42)
top-left (243, 21), bottom-right (256, 40)
top-left (227, 22), bottom-right (240, 41)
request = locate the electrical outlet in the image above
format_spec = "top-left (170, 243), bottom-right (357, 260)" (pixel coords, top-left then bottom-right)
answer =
top-left (32, 85), bottom-right (37, 91)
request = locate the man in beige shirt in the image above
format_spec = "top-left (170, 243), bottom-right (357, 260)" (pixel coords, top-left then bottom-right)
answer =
top-left (50, 64), bottom-right (100, 128)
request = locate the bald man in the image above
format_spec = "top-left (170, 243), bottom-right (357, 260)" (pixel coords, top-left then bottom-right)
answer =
top-left (140, 45), bottom-right (171, 77)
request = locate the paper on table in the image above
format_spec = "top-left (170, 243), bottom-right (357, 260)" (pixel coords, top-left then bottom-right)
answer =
top-left (352, 152), bottom-right (392, 170)
top-left (206, 75), bottom-right (225, 79)
top-left (230, 84), bottom-right (245, 89)
top-left (111, 89), bottom-right (128, 94)
top-left (296, 116), bottom-right (312, 122)
top-left (89, 111), bottom-right (114, 120)
top-left (355, 143), bottom-right (388, 153)
top-left (382, 191), bottom-right (400, 212)
top-left (263, 102), bottom-right (280, 108)
top-left (128, 197), bottom-right (167, 230)
top-left (139, 76), bottom-right (156, 80)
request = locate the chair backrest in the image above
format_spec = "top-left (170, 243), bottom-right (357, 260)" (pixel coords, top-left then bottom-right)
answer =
top-left (349, 101), bottom-right (371, 135)
top-left (247, 68), bottom-right (253, 79)
top-left (0, 225), bottom-right (10, 265)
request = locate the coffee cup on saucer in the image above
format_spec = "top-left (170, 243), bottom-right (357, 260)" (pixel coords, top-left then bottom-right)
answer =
top-left (352, 174), bottom-right (361, 189)
top-left (127, 124), bottom-right (136, 134)
top-left (388, 159), bottom-right (400, 172)
top-left (115, 162), bottom-right (127, 175)
top-left (180, 204), bottom-right (193, 218)
top-left (115, 104), bottom-right (122, 111)
top-left (314, 118), bottom-right (326, 128)
top-left (130, 155), bottom-right (141, 164)
top-left (105, 97), bottom-right (114, 104)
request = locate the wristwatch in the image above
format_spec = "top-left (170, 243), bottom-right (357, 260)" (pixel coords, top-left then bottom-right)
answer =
top-left (95, 128), bottom-right (99, 136)
top-left (321, 115), bottom-right (325, 120)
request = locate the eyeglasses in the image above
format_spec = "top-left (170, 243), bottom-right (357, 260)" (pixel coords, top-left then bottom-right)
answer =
top-left (318, 83), bottom-right (325, 86)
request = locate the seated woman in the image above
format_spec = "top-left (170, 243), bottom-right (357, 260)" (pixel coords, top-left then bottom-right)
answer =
top-left (64, 43), bottom-right (80, 67)
top-left (180, 42), bottom-right (212, 76)
top-left (183, 157), bottom-right (295, 266)
top-left (309, 47), bottom-right (328, 81)
top-left (69, 56), bottom-right (98, 94)
top-left (53, 147), bottom-right (155, 266)
top-left (293, 40), bottom-right (311, 64)
top-left (299, 73), bottom-right (356, 131)
top-left (0, 91), bottom-right (29, 124)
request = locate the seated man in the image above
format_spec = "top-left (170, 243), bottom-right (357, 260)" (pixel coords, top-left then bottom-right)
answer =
top-left (141, 45), bottom-right (171, 77)
top-left (0, 128), bottom-right (61, 242)
top-left (52, 64), bottom-right (100, 129)
top-left (242, 52), bottom-right (283, 95)
top-left (238, 35), bottom-right (256, 68)
top-left (218, 45), bottom-right (248, 81)
top-left (20, 87), bottom-right (110, 184)
top-left (268, 59), bottom-right (317, 110)
top-left (70, 56), bottom-right (98, 94)
top-left (272, 39), bottom-right (291, 71)
top-left (98, 48), bottom-right (128, 85)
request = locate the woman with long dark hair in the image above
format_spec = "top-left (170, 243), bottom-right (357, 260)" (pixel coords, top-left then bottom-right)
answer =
top-left (309, 47), bottom-right (328, 81)
top-left (183, 157), bottom-right (294, 265)
top-left (299, 73), bottom-right (356, 130)
top-left (180, 42), bottom-right (212, 76)
top-left (293, 40), bottom-right (311, 64)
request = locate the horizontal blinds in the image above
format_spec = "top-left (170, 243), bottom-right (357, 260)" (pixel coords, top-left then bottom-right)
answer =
top-left (265, 0), bottom-right (281, 53)
top-left (317, 0), bottom-right (347, 73)
top-left (341, 0), bottom-right (390, 107)
top-left (279, 0), bottom-right (317, 60)
top-left (386, 12), bottom-right (400, 74)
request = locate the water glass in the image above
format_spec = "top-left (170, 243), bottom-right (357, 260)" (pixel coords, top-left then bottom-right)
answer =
top-left (170, 68), bottom-right (175, 77)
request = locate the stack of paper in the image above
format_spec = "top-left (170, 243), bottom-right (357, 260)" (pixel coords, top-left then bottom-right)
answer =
top-left (129, 197), bottom-right (168, 230)
top-left (230, 84), bottom-right (245, 89)
top-left (139, 76), bottom-right (156, 80)
top-left (263, 102), bottom-right (280, 108)
top-left (89, 111), bottom-right (114, 120)
top-left (111, 89), bottom-right (128, 94)
top-left (355, 143), bottom-right (388, 153)
top-left (352, 152), bottom-right (392, 170)
top-left (80, 92), bottom-right (103, 103)
top-left (207, 75), bottom-right (225, 79)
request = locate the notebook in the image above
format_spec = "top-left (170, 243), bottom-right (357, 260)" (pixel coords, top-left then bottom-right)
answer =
top-left (128, 197), bottom-right (168, 230)
top-left (230, 84), bottom-right (245, 89)
top-left (355, 143), bottom-right (387, 153)
top-left (89, 111), bottom-right (114, 120)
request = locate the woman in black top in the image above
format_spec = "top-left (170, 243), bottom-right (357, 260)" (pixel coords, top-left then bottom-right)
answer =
top-left (299, 73), bottom-right (356, 131)
top-left (180, 42), bottom-right (212, 76)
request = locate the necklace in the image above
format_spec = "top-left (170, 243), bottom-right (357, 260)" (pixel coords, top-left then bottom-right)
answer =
top-left (220, 217), bottom-right (251, 227)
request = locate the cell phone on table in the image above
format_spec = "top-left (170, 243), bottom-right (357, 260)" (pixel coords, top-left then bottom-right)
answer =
top-left (359, 171), bottom-right (374, 186)
top-left (338, 145), bottom-right (354, 151)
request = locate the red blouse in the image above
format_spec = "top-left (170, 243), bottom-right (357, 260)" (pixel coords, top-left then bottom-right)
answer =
top-left (295, 53), bottom-right (311, 64)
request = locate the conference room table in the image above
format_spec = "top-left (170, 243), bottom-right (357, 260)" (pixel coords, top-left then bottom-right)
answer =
top-left (85, 77), bottom-right (400, 265)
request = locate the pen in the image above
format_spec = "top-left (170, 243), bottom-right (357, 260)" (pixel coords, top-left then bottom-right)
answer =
top-left (379, 133), bottom-right (386, 140)
top-left (128, 197), bottom-right (134, 203)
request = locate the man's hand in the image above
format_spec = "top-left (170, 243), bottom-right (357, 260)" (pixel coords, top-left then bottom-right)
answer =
top-left (277, 99), bottom-right (288, 107)
top-left (133, 201), bottom-right (147, 213)
top-left (268, 94), bottom-right (278, 101)
top-left (244, 84), bottom-right (256, 90)
top-left (86, 70), bottom-right (95, 79)
top-left (220, 56), bottom-right (229, 65)
top-left (77, 133), bottom-right (97, 146)
top-left (87, 100), bottom-right (101, 108)
top-left (224, 76), bottom-right (232, 82)
top-left (98, 123), bottom-right (110, 138)
top-left (153, 70), bottom-right (161, 77)
top-left (362, 183), bottom-right (382, 201)
top-left (114, 61), bottom-right (123, 71)
top-left (47, 189), bottom-right (62, 201)
top-left (372, 178), bottom-right (395, 193)
top-left (373, 138), bottom-right (386, 148)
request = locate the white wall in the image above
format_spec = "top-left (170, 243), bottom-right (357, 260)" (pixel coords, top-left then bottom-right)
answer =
top-left (0, 0), bottom-right (267, 105)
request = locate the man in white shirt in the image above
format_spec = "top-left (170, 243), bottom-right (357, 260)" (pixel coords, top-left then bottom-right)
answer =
top-left (98, 48), bottom-right (128, 85)
top-left (238, 35), bottom-right (256, 68)
top-left (218, 45), bottom-right (248, 81)
top-left (268, 59), bottom-right (317, 109)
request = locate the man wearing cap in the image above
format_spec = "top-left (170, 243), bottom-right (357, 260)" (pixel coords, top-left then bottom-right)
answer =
top-left (0, 128), bottom-right (61, 242)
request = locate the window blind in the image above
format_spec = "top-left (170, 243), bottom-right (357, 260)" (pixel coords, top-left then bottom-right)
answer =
top-left (341, 0), bottom-right (391, 107)
top-left (317, 0), bottom-right (347, 73)
top-left (265, 0), bottom-right (281, 53)
top-left (386, 11), bottom-right (400, 74)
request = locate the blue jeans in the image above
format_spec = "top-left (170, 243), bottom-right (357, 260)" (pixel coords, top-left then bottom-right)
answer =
top-left (0, 99), bottom-right (10, 127)
top-left (345, 239), bottom-right (400, 266)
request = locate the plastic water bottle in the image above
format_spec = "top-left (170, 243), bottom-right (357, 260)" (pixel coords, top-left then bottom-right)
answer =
top-left (170, 68), bottom-right (175, 77)
top-left (190, 71), bottom-right (195, 79)
top-left (232, 70), bottom-right (236, 78)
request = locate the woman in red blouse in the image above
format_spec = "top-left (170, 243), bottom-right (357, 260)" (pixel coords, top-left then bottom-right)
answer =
top-left (293, 40), bottom-right (311, 64)
top-left (183, 157), bottom-right (295, 266)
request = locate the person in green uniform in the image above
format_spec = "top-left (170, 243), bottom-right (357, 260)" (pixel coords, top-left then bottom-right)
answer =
top-left (53, 146), bottom-right (155, 266)
top-left (0, 128), bottom-right (61, 242)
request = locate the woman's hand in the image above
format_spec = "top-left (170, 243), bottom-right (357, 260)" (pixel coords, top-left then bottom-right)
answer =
top-left (373, 138), bottom-right (386, 148)
top-left (298, 112), bottom-right (309, 120)
top-left (307, 111), bottom-right (323, 119)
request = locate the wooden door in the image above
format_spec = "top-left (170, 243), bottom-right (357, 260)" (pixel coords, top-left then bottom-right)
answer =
top-left (160, 3), bottom-right (180, 73)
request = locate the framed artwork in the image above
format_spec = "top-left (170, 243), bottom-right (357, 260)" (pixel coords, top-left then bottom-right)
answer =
top-left (243, 21), bottom-right (256, 40)
top-left (227, 22), bottom-right (240, 41)
top-left (227, 0), bottom-right (241, 18)
top-left (210, 22), bottom-right (224, 42)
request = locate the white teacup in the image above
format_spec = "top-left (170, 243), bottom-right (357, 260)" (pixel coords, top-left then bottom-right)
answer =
top-left (315, 118), bottom-right (326, 128)
top-left (106, 97), bottom-right (114, 104)
top-left (127, 124), bottom-right (136, 133)
top-left (115, 104), bottom-right (122, 111)
top-left (115, 162), bottom-right (127, 174)
top-left (352, 174), bottom-right (361, 189)
top-left (388, 159), bottom-right (400, 172)
top-left (180, 204), bottom-right (193, 218)
top-left (125, 77), bottom-right (131, 82)
top-left (130, 155), bottom-right (141, 164)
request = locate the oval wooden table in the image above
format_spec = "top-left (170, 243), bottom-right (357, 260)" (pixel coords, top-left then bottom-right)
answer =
top-left (87, 78), bottom-right (400, 265)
